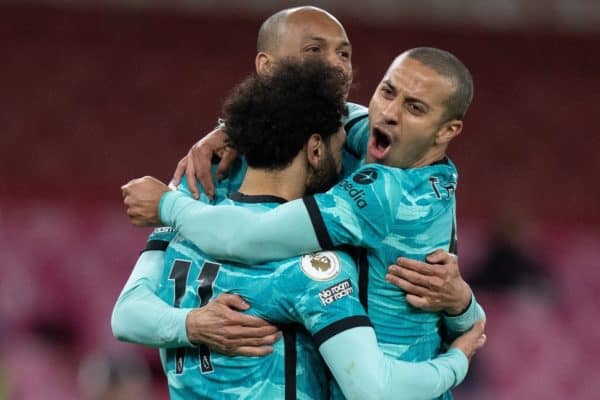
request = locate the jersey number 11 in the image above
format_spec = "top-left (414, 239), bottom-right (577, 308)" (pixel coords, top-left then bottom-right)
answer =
top-left (168, 259), bottom-right (221, 374)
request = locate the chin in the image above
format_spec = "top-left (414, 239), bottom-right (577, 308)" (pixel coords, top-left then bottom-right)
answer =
top-left (365, 152), bottom-right (383, 165)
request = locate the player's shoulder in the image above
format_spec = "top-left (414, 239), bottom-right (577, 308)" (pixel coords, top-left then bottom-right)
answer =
top-left (147, 226), bottom-right (177, 243)
top-left (346, 163), bottom-right (397, 186)
top-left (344, 102), bottom-right (368, 121)
top-left (175, 157), bottom-right (247, 203)
top-left (272, 250), bottom-right (357, 285)
top-left (353, 158), bottom-right (457, 184)
top-left (295, 250), bottom-right (360, 310)
top-left (409, 157), bottom-right (459, 193)
top-left (299, 250), bottom-right (356, 281)
top-left (423, 156), bottom-right (458, 178)
top-left (175, 179), bottom-right (193, 196)
top-left (175, 180), bottom-right (216, 204)
top-left (343, 163), bottom-right (452, 207)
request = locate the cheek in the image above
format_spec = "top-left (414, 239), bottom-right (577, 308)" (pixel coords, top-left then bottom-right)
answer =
top-left (391, 127), bottom-right (419, 151)
top-left (402, 131), bottom-right (434, 157)
top-left (342, 63), bottom-right (352, 79)
top-left (334, 147), bottom-right (343, 166)
top-left (368, 96), bottom-right (379, 115)
top-left (335, 145), bottom-right (344, 167)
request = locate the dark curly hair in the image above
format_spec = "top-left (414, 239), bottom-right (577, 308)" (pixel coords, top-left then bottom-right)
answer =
top-left (223, 58), bottom-right (348, 169)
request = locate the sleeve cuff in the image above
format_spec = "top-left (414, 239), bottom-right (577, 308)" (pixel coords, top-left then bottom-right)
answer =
top-left (443, 293), bottom-right (479, 333)
top-left (168, 307), bottom-right (195, 347)
top-left (159, 190), bottom-right (187, 226)
top-left (443, 293), bottom-right (473, 317)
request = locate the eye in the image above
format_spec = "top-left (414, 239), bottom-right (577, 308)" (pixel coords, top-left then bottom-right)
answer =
top-left (338, 51), bottom-right (350, 59)
top-left (380, 85), bottom-right (393, 99)
top-left (407, 102), bottom-right (426, 115)
top-left (306, 46), bottom-right (321, 53)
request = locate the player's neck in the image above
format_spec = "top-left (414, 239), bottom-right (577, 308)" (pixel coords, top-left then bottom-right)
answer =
top-left (411, 147), bottom-right (448, 168)
top-left (238, 164), bottom-right (307, 202)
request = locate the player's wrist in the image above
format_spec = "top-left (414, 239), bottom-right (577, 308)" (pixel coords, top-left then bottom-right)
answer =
top-left (443, 282), bottom-right (472, 316)
top-left (158, 190), bottom-right (182, 226)
top-left (184, 308), bottom-right (204, 346)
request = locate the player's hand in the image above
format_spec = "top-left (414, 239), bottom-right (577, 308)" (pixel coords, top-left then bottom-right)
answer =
top-left (449, 320), bottom-right (486, 361)
top-left (385, 250), bottom-right (472, 315)
top-left (171, 127), bottom-right (239, 200)
top-left (185, 293), bottom-right (280, 356)
top-left (121, 176), bottom-right (170, 227)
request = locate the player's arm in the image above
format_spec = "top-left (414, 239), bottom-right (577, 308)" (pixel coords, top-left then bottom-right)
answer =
top-left (111, 232), bottom-right (193, 348)
top-left (318, 321), bottom-right (485, 400)
top-left (384, 250), bottom-right (486, 335)
top-left (170, 124), bottom-right (239, 200)
top-left (122, 153), bottom-right (246, 227)
top-left (112, 225), bottom-right (279, 354)
top-left (288, 253), bottom-right (485, 400)
top-left (443, 294), bottom-right (485, 340)
top-left (170, 104), bottom-right (369, 200)
top-left (159, 190), bottom-right (320, 263)
top-left (158, 164), bottom-right (393, 263)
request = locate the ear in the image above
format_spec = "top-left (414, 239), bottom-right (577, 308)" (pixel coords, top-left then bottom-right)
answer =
top-left (436, 120), bottom-right (463, 145)
top-left (305, 133), bottom-right (324, 169)
top-left (255, 52), bottom-right (273, 75)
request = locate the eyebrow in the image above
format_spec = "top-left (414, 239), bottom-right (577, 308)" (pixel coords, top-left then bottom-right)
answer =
top-left (382, 79), bottom-right (429, 106)
top-left (405, 95), bottom-right (427, 104)
top-left (382, 79), bottom-right (396, 93)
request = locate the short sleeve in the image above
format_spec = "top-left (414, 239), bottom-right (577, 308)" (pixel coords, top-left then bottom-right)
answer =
top-left (273, 251), bottom-right (371, 347)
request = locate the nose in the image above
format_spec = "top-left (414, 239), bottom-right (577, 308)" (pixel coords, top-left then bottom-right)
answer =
top-left (381, 101), bottom-right (398, 125)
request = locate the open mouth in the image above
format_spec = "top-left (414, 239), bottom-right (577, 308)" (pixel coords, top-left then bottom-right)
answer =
top-left (373, 127), bottom-right (391, 150)
top-left (368, 127), bottom-right (392, 161)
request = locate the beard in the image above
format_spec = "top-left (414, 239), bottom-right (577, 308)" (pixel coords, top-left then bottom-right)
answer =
top-left (305, 149), bottom-right (341, 195)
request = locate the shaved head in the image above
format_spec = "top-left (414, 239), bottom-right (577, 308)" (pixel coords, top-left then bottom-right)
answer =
top-left (256, 8), bottom-right (288, 53)
top-left (254, 6), bottom-right (352, 96)
top-left (257, 6), bottom-right (344, 53)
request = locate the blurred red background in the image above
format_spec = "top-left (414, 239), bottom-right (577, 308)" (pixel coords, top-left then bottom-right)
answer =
top-left (1, 2), bottom-right (599, 399)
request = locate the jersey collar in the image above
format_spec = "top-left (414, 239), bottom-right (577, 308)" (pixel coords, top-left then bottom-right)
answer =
top-left (229, 191), bottom-right (288, 204)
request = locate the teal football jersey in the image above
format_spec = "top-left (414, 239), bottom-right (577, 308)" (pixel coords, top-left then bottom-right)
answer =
top-left (175, 156), bottom-right (247, 204)
top-left (154, 103), bottom-right (464, 399)
top-left (160, 106), bottom-right (458, 362)
top-left (305, 160), bottom-right (458, 358)
top-left (173, 102), bottom-right (368, 199)
top-left (342, 102), bottom-right (370, 160)
top-left (148, 193), bottom-right (369, 400)
top-left (340, 102), bottom-right (370, 177)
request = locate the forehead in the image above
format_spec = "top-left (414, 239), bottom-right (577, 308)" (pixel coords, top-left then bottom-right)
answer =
top-left (281, 10), bottom-right (348, 43)
top-left (384, 56), bottom-right (455, 105)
